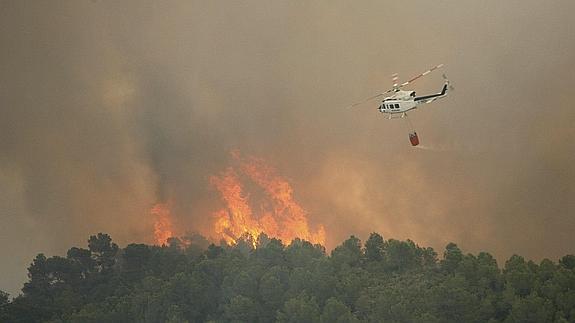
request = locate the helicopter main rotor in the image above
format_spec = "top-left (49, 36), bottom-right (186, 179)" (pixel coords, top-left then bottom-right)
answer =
top-left (347, 64), bottom-right (444, 109)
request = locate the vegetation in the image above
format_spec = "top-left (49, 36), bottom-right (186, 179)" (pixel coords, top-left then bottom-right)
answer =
top-left (2, 232), bottom-right (575, 322)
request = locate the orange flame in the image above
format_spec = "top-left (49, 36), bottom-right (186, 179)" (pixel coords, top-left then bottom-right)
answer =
top-left (211, 151), bottom-right (325, 247)
top-left (150, 203), bottom-right (174, 245)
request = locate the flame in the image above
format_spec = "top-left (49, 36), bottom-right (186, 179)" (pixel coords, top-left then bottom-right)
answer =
top-left (147, 151), bottom-right (326, 248)
top-left (210, 151), bottom-right (325, 247)
top-left (150, 203), bottom-right (174, 245)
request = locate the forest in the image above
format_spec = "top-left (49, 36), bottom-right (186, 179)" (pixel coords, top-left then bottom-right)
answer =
top-left (1, 232), bottom-right (575, 323)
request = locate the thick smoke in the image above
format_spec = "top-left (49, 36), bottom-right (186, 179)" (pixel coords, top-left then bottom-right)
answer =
top-left (1, 1), bottom-right (574, 296)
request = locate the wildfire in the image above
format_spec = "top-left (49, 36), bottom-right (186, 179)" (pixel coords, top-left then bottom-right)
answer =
top-left (150, 203), bottom-right (174, 245)
top-left (147, 152), bottom-right (326, 248)
top-left (210, 151), bottom-right (325, 246)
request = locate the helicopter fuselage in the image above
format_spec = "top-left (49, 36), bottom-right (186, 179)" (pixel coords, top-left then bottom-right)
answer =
top-left (378, 90), bottom-right (418, 114)
top-left (378, 81), bottom-right (449, 115)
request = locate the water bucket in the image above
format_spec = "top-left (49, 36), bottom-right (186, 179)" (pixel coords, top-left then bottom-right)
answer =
top-left (409, 132), bottom-right (419, 146)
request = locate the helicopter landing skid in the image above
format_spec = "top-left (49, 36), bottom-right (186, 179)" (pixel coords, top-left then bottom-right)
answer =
top-left (387, 113), bottom-right (407, 120)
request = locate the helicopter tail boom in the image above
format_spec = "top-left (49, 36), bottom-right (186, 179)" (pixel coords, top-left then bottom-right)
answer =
top-left (414, 78), bottom-right (449, 103)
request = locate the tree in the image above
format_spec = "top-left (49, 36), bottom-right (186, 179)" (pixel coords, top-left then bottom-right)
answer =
top-left (259, 271), bottom-right (286, 321)
top-left (364, 233), bottom-right (384, 262)
top-left (7, 232), bottom-right (575, 323)
top-left (122, 243), bottom-right (151, 281)
top-left (184, 233), bottom-right (211, 258)
top-left (166, 305), bottom-right (189, 323)
top-left (0, 290), bottom-right (8, 307)
top-left (286, 267), bottom-right (313, 300)
top-left (419, 247), bottom-right (438, 268)
top-left (1, 296), bottom-right (52, 323)
top-left (507, 294), bottom-right (554, 322)
top-left (335, 267), bottom-right (369, 308)
top-left (331, 236), bottom-right (362, 270)
top-left (285, 238), bottom-right (325, 268)
top-left (123, 243), bottom-right (151, 264)
top-left (559, 255), bottom-right (575, 270)
top-left (205, 244), bottom-right (224, 259)
top-left (0, 290), bottom-right (9, 322)
top-left (385, 239), bottom-right (419, 272)
top-left (67, 247), bottom-right (95, 275)
top-left (429, 275), bottom-right (481, 322)
top-left (538, 258), bottom-right (556, 282)
top-left (22, 254), bottom-right (51, 301)
top-left (320, 297), bottom-right (358, 323)
top-left (88, 233), bottom-right (118, 273)
top-left (88, 233), bottom-right (118, 257)
top-left (224, 295), bottom-right (259, 323)
top-left (253, 236), bottom-right (286, 267)
top-left (504, 255), bottom-right (534, 297)
top-left (441, 243), bottom-right (463, 273)
top-left (277, 292), bottom-right (320, 323)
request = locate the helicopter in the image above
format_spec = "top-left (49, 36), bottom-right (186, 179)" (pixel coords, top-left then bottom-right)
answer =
top-left (349, 64), bottom-right (452, 146)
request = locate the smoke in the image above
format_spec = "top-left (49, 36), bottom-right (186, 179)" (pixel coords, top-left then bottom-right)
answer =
top-left (1, 0), bottom-right (574, 296)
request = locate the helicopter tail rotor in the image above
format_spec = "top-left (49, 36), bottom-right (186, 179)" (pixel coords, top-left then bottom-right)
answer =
top-left (443, 73), bottom-right (455, 91)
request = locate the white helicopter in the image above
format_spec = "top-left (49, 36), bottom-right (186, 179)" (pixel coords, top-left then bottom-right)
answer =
top-left (350, 64), bottom-right (451, 146)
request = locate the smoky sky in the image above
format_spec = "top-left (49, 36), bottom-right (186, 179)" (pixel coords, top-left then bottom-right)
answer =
top-left (1, 1), bottom-right (574, 296)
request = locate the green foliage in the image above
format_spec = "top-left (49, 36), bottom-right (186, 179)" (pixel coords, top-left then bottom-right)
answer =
top-left (0, 290), bottom-right (9, 323)
top-left (504, 255), bottom-right (535, 297)
top-left (224, 295), bottom-right (259, 323)
top-left (0, 290), bottom-right (8, 306)
top-left (331, 236), bottom-right (362, 270)
top-left (3, 232), bottom-right (575, 322)
top-left (441, 242), bottom-right (464, 273)
top-left (560, 255), bottom-right (575, 270)
top-left (320, 297), bottom-right (358, 323)
top-left (277, 292), bottom-right (320, 323)
top-left (385, 239), bottom-right (419, 271)
top-left (507, 294), bottom-right (554, 322)
top-left (364, 232), bottom-right (384, 262)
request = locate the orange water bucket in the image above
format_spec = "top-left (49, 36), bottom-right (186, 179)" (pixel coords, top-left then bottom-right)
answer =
top-left (409, 132), bottom-right (419, 146)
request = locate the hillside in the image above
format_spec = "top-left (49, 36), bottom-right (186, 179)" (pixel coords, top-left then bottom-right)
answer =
top-left (1, 233), bottom-right (575, 322)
